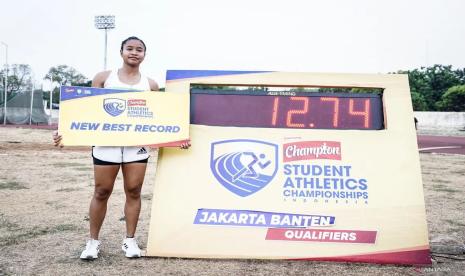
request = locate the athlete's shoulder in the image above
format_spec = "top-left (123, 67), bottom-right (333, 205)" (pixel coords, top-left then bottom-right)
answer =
top-left (148, 77), bottom-right (159, 91)
top-left (92, 70), bottom-right (112, 88)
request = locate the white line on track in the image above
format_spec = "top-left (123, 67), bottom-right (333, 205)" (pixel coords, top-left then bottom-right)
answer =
top-left (419, 146), bottom-right (461, 151)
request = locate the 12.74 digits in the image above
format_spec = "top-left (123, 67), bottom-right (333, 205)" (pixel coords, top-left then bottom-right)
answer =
top-left (190, 93), bottom-right (384, 130)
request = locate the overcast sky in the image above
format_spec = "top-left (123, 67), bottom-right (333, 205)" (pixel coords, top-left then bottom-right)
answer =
top-left (1, 0), bottom-right (464, 88)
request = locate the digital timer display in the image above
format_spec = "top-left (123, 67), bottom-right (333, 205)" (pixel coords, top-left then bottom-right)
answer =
top-left (190, 89), bottom-right (384, 130)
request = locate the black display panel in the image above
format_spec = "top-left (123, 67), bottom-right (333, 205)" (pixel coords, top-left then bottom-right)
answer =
top-left (190, 89), bottom-right (384, 130)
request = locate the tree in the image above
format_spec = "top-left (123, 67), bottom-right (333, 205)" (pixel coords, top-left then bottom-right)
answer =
top-left (191, 84), bottom-right (234, 91)
top-left (42, 88), bottom-right (61, 107)
top-left (425, 65), bottom-right (461, 107)
top-left (399, 65), bottom-right (464, 110)
top-left (44, 65), bottom-right (88, 86)
top-left (0, 64), bottom-right (33, 97)
top-left (317, 87), bottom-right (351, 93)
top-left (453, 68), bottom-right (465, 83)
top-left (436, 85), bottom-right (465, 111)
top-left (410, 91), bottom-right (428, 111)
top-left (43, 65), bottom-right (89, 105)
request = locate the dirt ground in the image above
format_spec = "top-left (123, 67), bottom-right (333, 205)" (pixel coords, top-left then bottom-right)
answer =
top-left (0, 127), bottom-right (464, 276)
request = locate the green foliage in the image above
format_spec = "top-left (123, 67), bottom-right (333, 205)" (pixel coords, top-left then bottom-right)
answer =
top-left (43, 65), bottom-right (89, 105)
top-left (190, 84), bottom-right (234, 90)
top-left (399, 64), bottom-right (465, 111)
top-left (350, 87), bottom-right (383, 94)
top-left (191, 84), bottom-right (270, 91)
top-left (245, 86), bottom-right (269, 91)
top-left (73, 80), bottom-right (92, 87)
top-left (425, 65), bottom-right (460, 103)
top-left (44, 65), bottom-right (88, 86)
top-left (42, 88), bottom-right (60, 106)
top-left (436, 85), bottom-right (465, 111)
top-left (286, 87), bottom-right (313, 92)
top-left (410, 91), bottom-right (428, 111)
top-left (317, 87), bottom-right (352, 93)
top-left (0, 64), bottom-right (33, 94)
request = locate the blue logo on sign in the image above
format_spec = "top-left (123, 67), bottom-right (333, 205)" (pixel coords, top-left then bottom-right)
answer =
top-left (210, 139), bottom-right (278, 197)
top-left (103, 98), bottom-right (126, 116)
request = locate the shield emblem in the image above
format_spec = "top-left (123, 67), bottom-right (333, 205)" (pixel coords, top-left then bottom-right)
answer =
top-left (210, 139), bottom-right (278, 197)
top-left (103, 98), bottom-right (126, 117)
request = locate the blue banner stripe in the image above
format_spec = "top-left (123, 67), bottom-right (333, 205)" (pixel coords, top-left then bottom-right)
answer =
top-left (166, 70), bottom-right (272, 81)
top-left (194, 208), bottom-right (335, 228)
top-left (60, 86), bottom-right (141, 101)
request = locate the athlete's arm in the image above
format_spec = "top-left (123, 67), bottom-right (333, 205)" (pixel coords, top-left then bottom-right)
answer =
top-left (148, 78), bottom-right (159, 91)
top-left (92, 71), bottom-right (111, 88)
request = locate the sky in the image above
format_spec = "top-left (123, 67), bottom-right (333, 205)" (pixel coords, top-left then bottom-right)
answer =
top-left (1, 0), bottom-right (464, 88)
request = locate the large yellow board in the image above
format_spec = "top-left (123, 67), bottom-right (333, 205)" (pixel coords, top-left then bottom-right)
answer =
top-left (146, 71), bottom-right (430, 265)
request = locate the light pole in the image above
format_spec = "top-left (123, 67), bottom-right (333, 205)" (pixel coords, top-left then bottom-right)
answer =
top-left (29, 74), bottom-right (34, 125)
top-left (94, 15), bottom-right (115, 70)
top-left (1, 41), bottom-right (8, 125)
top-left (49, 75), bottom-right (53, 125)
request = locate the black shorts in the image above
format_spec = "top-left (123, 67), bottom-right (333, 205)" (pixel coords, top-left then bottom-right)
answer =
top-left (92, 146), bottom-right (150, 165)
top-left (92, 156), bottom-right (149, 165)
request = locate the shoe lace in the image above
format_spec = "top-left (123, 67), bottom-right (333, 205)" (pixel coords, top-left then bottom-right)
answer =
top-left (125, 238), bottom-right (139, 249)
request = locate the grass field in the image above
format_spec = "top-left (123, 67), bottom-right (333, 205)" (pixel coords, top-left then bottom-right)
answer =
top-left (0, 127), bottom-right (464, 275)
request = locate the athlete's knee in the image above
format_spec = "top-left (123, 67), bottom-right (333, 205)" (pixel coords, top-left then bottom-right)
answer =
top-left (125, 185), bottom-right (142, 199)
top-left (94, 187), bottom-right (112, 200)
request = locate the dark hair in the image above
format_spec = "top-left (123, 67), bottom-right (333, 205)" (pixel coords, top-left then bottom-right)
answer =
top-left (120, 36), bottom-right (146, 52)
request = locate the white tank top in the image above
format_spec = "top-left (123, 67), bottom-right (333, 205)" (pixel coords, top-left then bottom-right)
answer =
top-left (94, 69), bottom-right (156, 158)
top-left (104, 69), bottom-right (151, 90)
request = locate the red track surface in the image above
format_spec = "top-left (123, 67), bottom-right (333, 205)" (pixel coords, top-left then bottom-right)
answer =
top-left (417, 135), bottom-right (465, 155)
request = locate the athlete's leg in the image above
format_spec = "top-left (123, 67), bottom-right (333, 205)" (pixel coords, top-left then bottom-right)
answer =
top-left (121, 162), bottom-right (147, 237)
top-left (89, 164), bottom-right (120, 239)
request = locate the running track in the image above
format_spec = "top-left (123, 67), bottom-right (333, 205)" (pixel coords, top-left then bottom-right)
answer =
top-left (1, 124), bottom-right (464, 155)
top-left (417, 135), bottom-right (465, 155)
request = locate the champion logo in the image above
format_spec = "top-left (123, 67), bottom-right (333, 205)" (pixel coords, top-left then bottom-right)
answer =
top-left (137, 147), bottom-right (147, 155)
top-left (128, 99), bottom-right (147, 106)
top-left (283, 141), bottom-right (342, 162)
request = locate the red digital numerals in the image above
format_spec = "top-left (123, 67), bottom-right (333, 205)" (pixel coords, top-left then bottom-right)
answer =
top-left (271, 96), bottom-right (371, 129)
top-left (349, 99), bottom-right (370, 128)
top-left (320, 97), bottom-right (339, 127)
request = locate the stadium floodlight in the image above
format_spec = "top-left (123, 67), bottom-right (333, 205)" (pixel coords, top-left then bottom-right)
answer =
top-left (1, 41), bottom-right (7, 125)
top-left (94, 15), bottom-right (115, 70)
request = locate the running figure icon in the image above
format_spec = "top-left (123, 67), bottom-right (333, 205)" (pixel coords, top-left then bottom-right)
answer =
top-left (232, 152), bottom-right (271, 181)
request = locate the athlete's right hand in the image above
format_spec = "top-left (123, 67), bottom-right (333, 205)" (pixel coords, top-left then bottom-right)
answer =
top-left (52, 131), bottom-right (63, 148)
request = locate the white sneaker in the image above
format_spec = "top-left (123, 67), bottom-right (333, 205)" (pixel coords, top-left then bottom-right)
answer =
top-left (80, 239), bottom-right (101, 260)
top-left (122, 237), bottom-right (141, 258)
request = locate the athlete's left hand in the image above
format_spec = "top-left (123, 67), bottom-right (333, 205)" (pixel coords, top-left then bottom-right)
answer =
top-left (52, 131), bottom-right (64, 148)
top-left (180, 141), bottom-right (191, 150)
